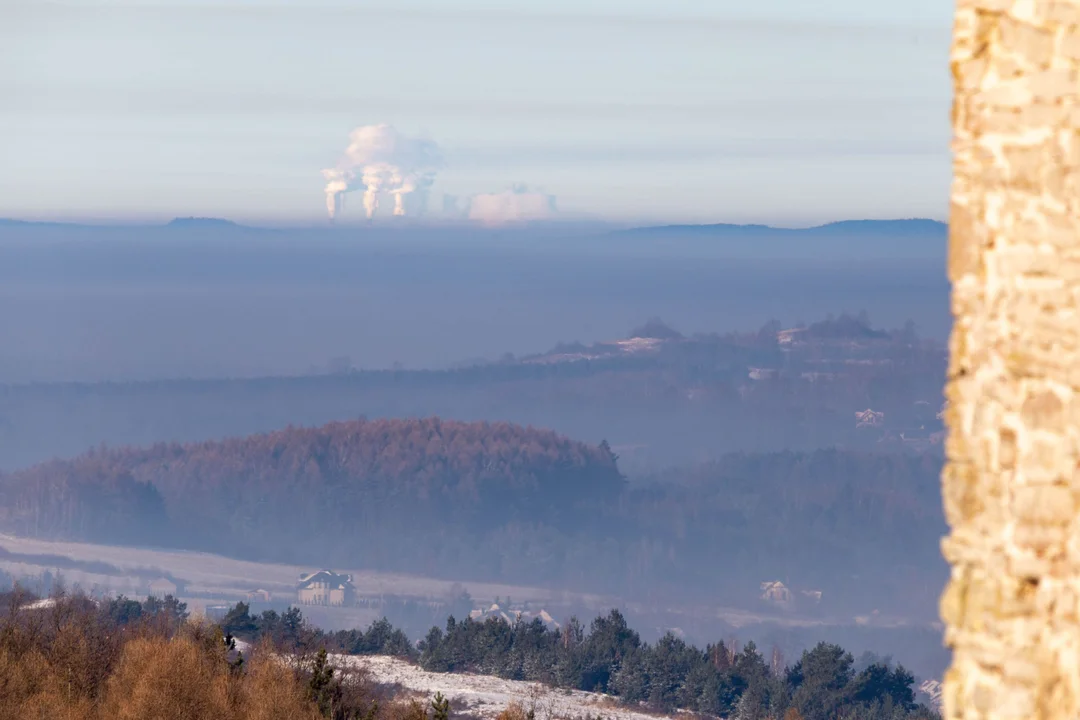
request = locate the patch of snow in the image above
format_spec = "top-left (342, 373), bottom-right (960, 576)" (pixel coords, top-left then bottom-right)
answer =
top-left (20, 598), bottom-right (58, 610)
top-left (776, 328), bottom-right (808, 345)
top-left (341, 654), bottom-right (676, 720)
top-left (523, 337), bottom-right (664, 366)
top-left (611, 338), bottom-right (663, 354)
top-left (18, 596), bottom-right (102, 612)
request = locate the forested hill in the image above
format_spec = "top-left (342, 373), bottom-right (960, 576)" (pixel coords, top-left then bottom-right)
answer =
top-left (0, 418), bottom-right (624, 558)
top-left (0, 418), bottom-right (946, 616)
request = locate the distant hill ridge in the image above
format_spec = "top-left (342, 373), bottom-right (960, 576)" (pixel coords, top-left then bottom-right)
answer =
top-left (602, 218), bottom-right (946, 260)
top-left (0, 217), bottom-right (946, 234)
top-left (0, 216), bottom-right (947, 260)
top-left (165, 217), bottom-right (241, 229)
top-left (0, 217), bottom-right (250, 230)
top-left (613, 218), bottom-right (946, 237)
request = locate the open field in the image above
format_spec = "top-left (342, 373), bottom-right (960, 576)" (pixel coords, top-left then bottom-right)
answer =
top-left (0, 533), bottom-right (614, 608)
top-left (0, 533), bottom-right (937, 635)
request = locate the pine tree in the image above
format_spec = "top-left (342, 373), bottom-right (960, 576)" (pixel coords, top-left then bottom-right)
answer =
top-left (431, 691), bottom-right (450, 720)
top-left (309, 648), bottom-right (339, 717)
top-left (221, 601), bottom-right (258, 638)
top-left (734, 689), bottom-right (768, 720)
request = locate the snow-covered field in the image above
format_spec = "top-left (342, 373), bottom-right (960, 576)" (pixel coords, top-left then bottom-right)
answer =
top-left (0, 533), bottom-right (928, 633)
top-left (343, 655), bottom-right (674, 720)
top-left (0, 533), bottom-right (610, 610)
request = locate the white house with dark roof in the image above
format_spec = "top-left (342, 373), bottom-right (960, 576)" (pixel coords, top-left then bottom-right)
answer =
top-left (760, 581), bottom-right (793, 606)
top-left (855, 408), bottom-right (885, 428)
top-left (297, 570), bottom-right (355, 607)
top-left (246, 588), bottom-right (272, 603)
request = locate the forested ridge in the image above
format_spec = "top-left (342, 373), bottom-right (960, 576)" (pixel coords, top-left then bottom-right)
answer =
top-left (215, 601), bottom-right (942, 720)
top-left (0, 417), bottom-right (946, 615)
top-left (0, 314), bottom-right (946, 472)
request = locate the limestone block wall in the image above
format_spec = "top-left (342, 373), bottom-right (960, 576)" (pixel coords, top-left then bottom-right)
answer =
top-left (944, 0), bottom-right (1080, 718)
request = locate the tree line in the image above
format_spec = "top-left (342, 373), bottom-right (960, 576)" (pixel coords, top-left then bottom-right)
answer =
top-left (216, 600), bottom-right (942, 720)
top-left (0, 419), bottom-right (947, 615)
top-left (0, 585), bottom-right (943, 719)
top-left (0, 312), bottom-right (945, 472)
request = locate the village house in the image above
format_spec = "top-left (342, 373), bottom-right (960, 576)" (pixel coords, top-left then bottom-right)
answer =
top-left (246, 588), bottom-right (272, 603)
top-left (297, 570), bottom-right (355, 607)
top-left (854, 408), bottom-right (885, 428)
top-left (468, 603), bottom-right (561, 630)
top-left (760, 581), bottom-right (793, 607)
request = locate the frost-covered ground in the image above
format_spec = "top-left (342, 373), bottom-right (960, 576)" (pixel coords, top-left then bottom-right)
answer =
top-left (0, 533), bottom-right (922, 633)
top-left (342, 654), bottom-right (676, 720)
top-left (0, 533), bottom-right (608, 609)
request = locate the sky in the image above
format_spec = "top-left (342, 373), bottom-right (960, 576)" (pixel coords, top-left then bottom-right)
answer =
top-left (1, 0), bottom-right (953, 226)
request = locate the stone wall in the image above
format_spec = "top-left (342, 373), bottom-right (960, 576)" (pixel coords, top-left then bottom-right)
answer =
top-left (943, 1), bottom-right (1080, 718)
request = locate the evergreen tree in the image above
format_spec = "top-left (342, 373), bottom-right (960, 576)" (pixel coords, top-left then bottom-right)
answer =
top-left (608, 648), bottom-right (649, 703)
top-left (644, 633), bottom-right (697, 710)
top-left (205, 603), bottom-right (936, 720)
top-left (788, 643), bottom-right (855, 720)
top-left (221, 601), bottom-right (258, 638)
top-left (282, 606), bottom-right (306, 645)
top-left (733, 687), bottom-right (769, 720)
top-left (581, 610), bottom-right (640, 692)
top-left (103, 595), bottom-right (143, 625)
top-left (431, 692), bottom-right (450, 720)
top-left (308, 648), bottom-right (341, 718)
top-left (850, 663), bottom-right (917, 711)
top-left (142, 593), bottom-right (188, 622)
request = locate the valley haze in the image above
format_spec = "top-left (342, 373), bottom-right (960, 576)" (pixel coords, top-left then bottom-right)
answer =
top-left (0, 217), bottom-right (947, 383)
top-left (3, 1), bottom-right (954, 715)
top-left (0, 215), bottom-right (953, 694)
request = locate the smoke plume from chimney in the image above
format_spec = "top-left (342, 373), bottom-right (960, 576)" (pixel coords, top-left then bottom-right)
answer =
top-left (466, 184), bottom-right (558, 226)
top-left (322, 125), bottom-right (441, 221)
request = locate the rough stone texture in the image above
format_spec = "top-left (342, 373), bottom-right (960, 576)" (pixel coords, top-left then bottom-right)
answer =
top-left (944, 1), bottom-right (1080, 718)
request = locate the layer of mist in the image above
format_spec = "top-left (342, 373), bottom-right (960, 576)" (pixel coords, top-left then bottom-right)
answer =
top-left (0, 220), bottom-right (948, 384)
top-left (0, 218), bottom-right (953, 686)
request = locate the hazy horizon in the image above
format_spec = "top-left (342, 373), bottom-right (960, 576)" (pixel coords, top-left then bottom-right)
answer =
top-left (5, 0), bottom-right (951, 226)
top-left (0, 220), bottom-right (948, 384)
top-left (0, 214), bottom-right (948, 230)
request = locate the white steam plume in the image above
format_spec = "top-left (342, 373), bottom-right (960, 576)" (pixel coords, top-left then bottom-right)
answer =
top-left (322, 168), bottom-right (350, 220)
top-left (467, 184), bottom-right (557, 226)
top-left (321, 124), bottom-right (441, 221)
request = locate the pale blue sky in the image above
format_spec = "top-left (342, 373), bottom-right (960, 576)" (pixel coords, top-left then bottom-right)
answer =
top-left (2, 0), bottom-right (953, 225)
